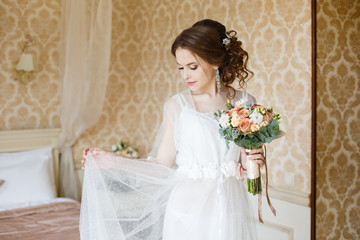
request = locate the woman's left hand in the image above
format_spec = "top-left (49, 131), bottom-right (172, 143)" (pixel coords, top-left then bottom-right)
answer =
top-left (240, 147), bottom-right (265, 168)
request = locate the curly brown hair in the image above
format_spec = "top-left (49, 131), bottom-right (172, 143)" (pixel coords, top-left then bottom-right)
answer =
top-left (171, 19), bottom-right (253, 98)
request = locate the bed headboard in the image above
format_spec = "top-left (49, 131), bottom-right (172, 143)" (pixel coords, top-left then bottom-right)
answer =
top-left (0, 128), bottom-right (61, 195)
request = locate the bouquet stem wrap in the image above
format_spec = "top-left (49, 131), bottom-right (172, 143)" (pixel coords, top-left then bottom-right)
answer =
top-left (245, 149), bottom-right (261, 195)
top-left (245, 146), bottom-right (276, 223)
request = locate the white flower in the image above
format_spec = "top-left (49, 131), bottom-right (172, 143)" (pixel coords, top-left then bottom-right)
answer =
top-left (219, 113), bottom-right (230, 128)
top-left (235, 99), bottom-right (247, 107)
top-left (127, 146), bottom-right (139, 158)
top-left (222, 38), bottom-right (230, 45)
top-left (111, 144), bottom-right (118, 152)
top-left (249, 111), bottom-right (263, 125)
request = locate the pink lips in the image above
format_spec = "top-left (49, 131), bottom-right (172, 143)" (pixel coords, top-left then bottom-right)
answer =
top-left (187, 81), bottom-right (196, 86)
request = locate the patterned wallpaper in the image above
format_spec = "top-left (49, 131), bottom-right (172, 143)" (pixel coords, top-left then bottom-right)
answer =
top-left (316, 0), bottom-right (360, 239)
top-left (0, 0), bottom-right (311, 195)
top-left (0, 0), bottom-right (61, 130)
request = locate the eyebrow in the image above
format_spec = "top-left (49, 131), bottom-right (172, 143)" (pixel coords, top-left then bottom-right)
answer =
top-left (176, 61), bottom-right (198, 66)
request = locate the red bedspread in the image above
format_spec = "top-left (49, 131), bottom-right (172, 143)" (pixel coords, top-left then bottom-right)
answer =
top-left (0, 201), bottom-right (81, 240)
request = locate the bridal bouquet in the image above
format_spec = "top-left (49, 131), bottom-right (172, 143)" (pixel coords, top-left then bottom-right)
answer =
top-left (111, 141), bottom-right (139, 158)
top-left (214, 99), bottom-right (282, 195)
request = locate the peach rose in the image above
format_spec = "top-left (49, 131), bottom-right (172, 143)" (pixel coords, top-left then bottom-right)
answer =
top-left (231, 117), bottom-right (241, 127)
top-left (251, 124), bottom-right (260, 132)
top-left (252, 104), bottom-right (265, 110)
top-left (238, 118), bottom-right (250, 132)
top-left (228, 106), bottom-right (240, 117)
top-left (232, 111), bottom-right (240, 118)
top-left (238, 109), bottom-right (250, 119)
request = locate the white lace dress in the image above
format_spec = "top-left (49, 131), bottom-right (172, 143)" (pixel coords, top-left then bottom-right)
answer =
top-left (80, 89), bottom-right (258, 240)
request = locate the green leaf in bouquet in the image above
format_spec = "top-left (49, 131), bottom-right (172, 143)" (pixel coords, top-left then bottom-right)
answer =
top-left (268, 119), bottom-right (278, 128)
top-left (235, 137), bottom-right (251, 149)
top-left (257, 132), bottom-right (266, 142)
top-left (220, 128), bottom-right (229, 138)
top-left (214, 110), bottom-right (222, 118)
top-left (272, 124), bottom-right (280, 131)
top-left (259, 126), bottom-right (267, 133)
top-left (252, 134), bottom-right (262, 143)
top-left (271, 129), bottom-right (281, 137)
top-left (264, 130), bottom-right (271, 138)
top-left (234, 137), bottom-right (242, 147)
top-left (225, 140), bottom-right (230, 150)
top-left (219, 128), bottom-right (225, 135)
top-left (220, 128), bottom-right (232, 141)
top-left (225, 99), bottom-right (234, 110)
top-left (258, 128), bottom-right (269, 140)
top-left (251, 142), bottom-right (262, 149)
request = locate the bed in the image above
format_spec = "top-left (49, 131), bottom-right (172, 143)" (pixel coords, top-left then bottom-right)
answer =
top-left (0, 128), bottom-right (81, 240)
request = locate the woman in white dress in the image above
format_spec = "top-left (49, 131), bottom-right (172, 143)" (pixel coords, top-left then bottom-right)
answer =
top-left (80, 19), bottom-right (264, 240)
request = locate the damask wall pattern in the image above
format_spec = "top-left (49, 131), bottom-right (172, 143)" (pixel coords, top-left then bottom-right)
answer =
top-left (316, 0), bottom-right (360, 239)
top-left (0, 0), bottom-right (61, 130)
top-left (0, 0), bottom-right (311, 195)
top-left (73, 0), bottom-right (312, 195)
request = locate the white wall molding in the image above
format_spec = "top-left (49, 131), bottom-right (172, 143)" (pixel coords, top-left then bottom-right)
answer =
top-left (268, 186), bottom-right (311, 207)
top-left (256, 221), bottom-right (294, 240)
top-left (250, 189), bottom-right (311, 240)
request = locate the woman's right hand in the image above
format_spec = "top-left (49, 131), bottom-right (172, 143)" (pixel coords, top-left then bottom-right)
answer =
top-left (81, 147), bottom-right (107, 170)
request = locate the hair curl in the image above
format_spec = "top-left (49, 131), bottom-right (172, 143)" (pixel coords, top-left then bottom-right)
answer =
top-left (171, 19), bottom-right (253, 98)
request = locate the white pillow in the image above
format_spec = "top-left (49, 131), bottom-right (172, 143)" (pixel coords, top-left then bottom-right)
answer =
top-left (0, 146), bottom-right (56, 206)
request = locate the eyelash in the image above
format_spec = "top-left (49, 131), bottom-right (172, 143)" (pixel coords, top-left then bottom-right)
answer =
top-left (178, 66), bottom-right (198, 70)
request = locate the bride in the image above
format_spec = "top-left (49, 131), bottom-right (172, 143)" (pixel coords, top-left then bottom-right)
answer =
top-left (80, 19), bottom-right (264, 240)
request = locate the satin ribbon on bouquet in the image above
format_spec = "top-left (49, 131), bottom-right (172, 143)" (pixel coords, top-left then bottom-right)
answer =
top-left (244, 145), bottom-right (276, 223)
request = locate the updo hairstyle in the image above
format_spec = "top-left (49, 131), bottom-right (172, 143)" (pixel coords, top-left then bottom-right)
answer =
top-left (171, 19), bottom-right (253, 98)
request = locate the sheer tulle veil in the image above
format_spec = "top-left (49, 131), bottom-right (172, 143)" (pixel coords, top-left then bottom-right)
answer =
top-left (80, 89), bottom-right (258, 240)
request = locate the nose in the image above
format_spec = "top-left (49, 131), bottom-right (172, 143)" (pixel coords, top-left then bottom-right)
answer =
top-left (181, 69), bottom-right (190, 80)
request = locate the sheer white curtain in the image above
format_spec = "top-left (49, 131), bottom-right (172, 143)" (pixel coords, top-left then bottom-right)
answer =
top-left (58, 0), bottom-right (112, 200)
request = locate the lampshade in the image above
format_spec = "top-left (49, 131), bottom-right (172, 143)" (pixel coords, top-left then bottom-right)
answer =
top-left (15, 53), bottom-right (34, 72)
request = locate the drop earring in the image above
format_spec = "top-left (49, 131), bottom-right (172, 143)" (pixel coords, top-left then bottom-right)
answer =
top-left (216, 68), bottom-right (221, 93)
